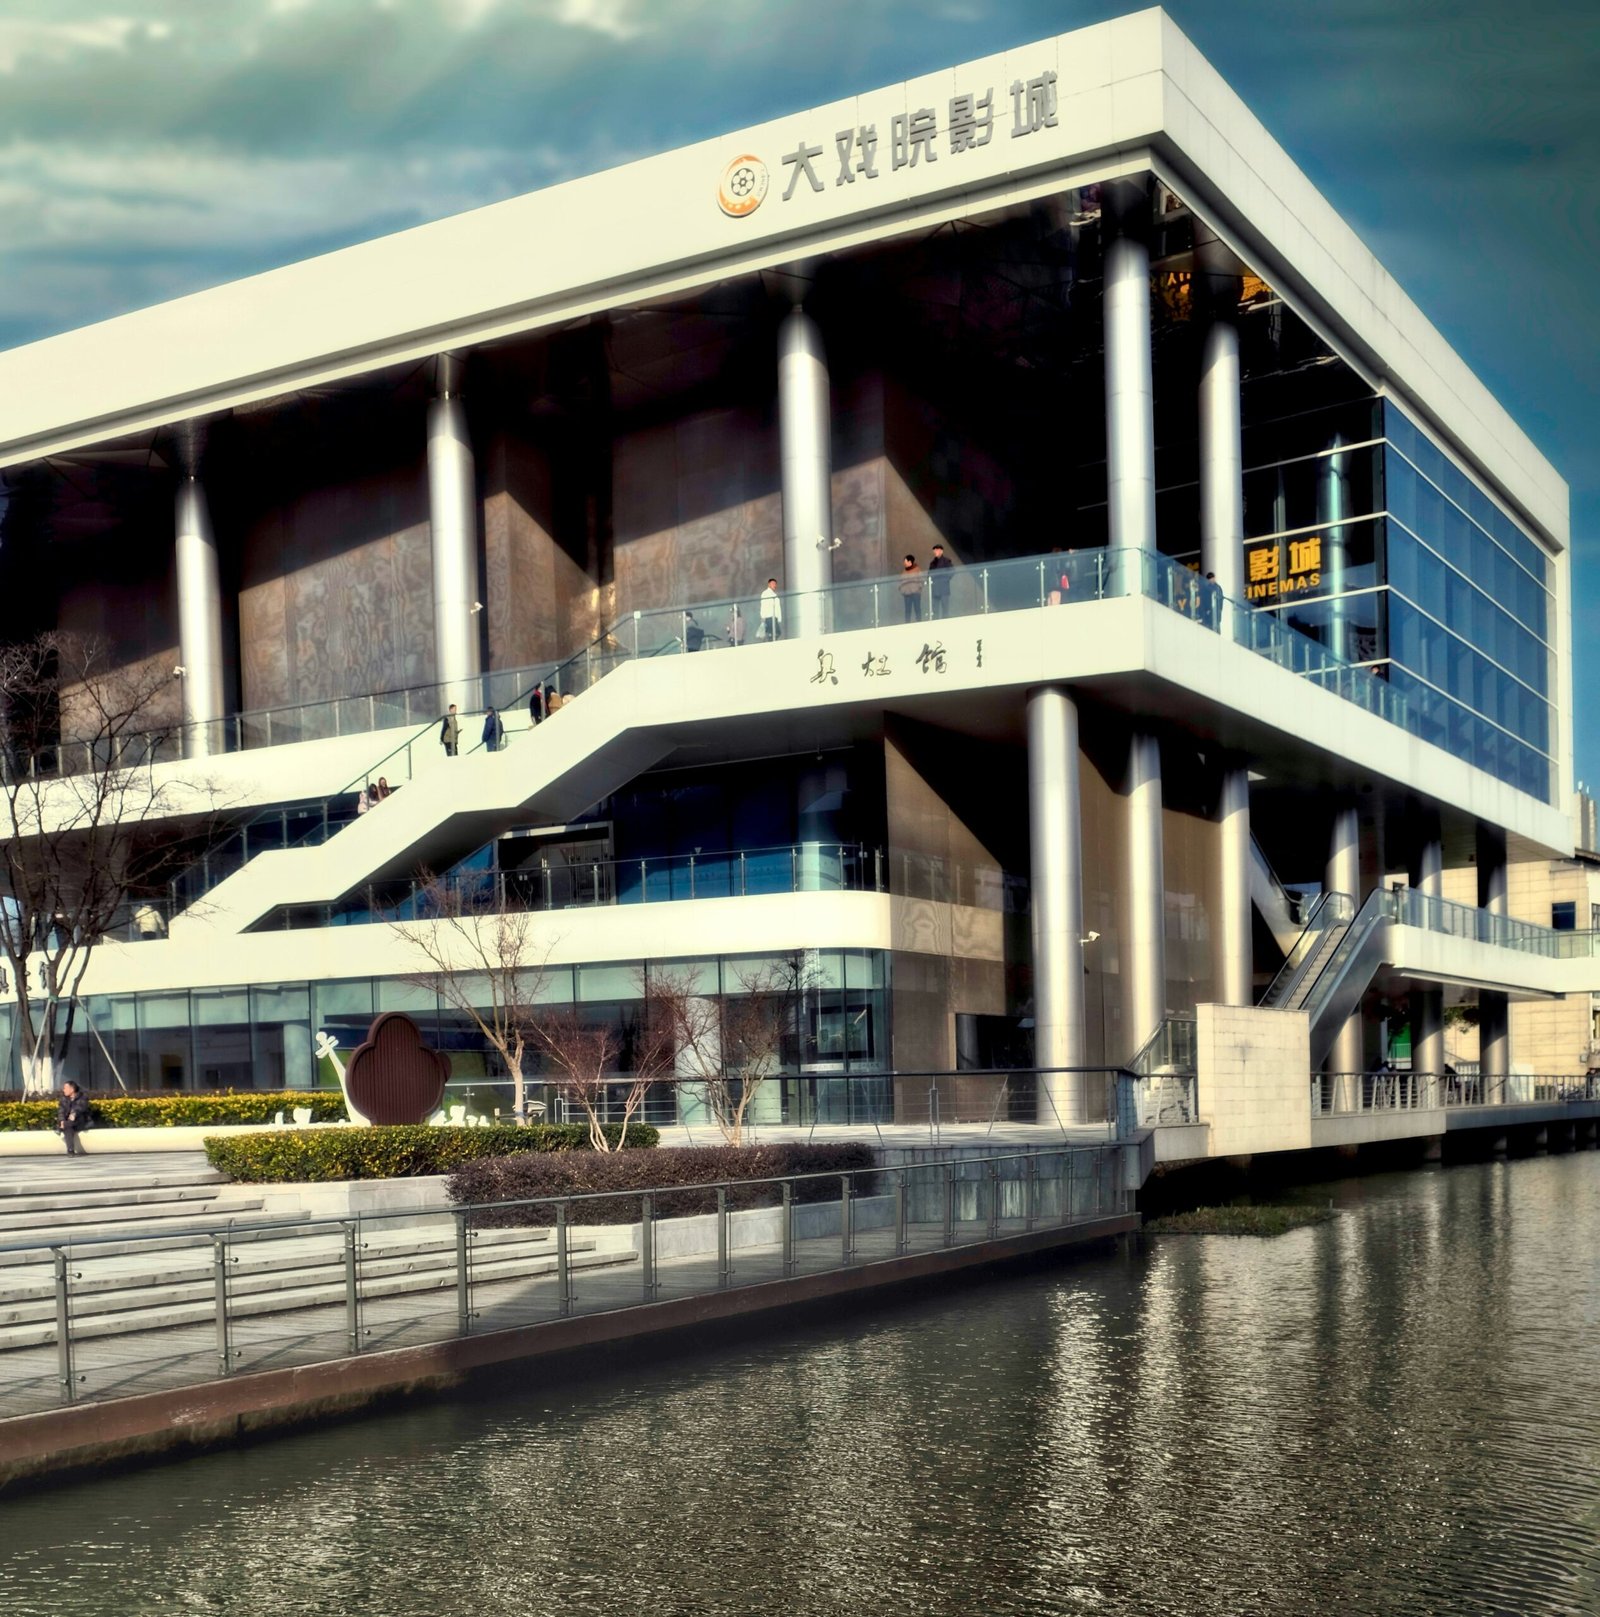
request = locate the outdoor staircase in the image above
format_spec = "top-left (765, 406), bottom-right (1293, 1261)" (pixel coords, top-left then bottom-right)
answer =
top-left (0, 1164), bottom-right (263, 1251)
top-left (0, 1215), bottom-right (634, 1351)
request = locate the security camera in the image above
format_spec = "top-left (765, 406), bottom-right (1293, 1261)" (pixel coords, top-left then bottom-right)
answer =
top-left (1081, 930), bottom-right (1101, 943)
top-left (469, 601), bottom-right (484, 614)
top-left (172, 665), bottom-right (187, 677)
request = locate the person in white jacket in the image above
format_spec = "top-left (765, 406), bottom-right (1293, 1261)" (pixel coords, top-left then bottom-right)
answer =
top-left (759, 579), bottom-right (783, 641)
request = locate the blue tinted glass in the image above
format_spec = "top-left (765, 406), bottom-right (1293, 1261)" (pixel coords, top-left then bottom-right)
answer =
top-left (1385, 449), bottom-right (1416, 531)
top-left (1387, 523), bottom-right (1418, 599)
top-left (1468, 483), bottom-right (1495, 531)
top-left (1411, 432), bottom-right (1443, 489)
top-left (1417, 545), bottom-right (1446, 620)
top-left (1385, 405), bottom-right (1416, 461)
top-left (1444, 566), bottom-right (1472, 635)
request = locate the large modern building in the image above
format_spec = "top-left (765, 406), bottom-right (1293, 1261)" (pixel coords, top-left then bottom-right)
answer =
top-left (0, 10), bottom-right (1591, 1140)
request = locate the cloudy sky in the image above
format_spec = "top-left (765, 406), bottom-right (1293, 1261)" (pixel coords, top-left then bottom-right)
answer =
top-left (0, 0), bottom-right (1594, 781)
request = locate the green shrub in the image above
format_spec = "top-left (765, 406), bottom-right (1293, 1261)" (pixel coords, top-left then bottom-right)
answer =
top-left (449, 1142), bottom-right (879, 1227)
top-left (0, 1090), bottom-right (348, 1133)
top-left (204, 1122), bottom-right (659, 1183)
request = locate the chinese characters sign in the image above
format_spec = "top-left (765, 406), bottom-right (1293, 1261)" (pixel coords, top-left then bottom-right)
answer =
top-left (719, 69), bottom-right (1059, 218)
top-left (1244, 535), bottom-right (1323, 602)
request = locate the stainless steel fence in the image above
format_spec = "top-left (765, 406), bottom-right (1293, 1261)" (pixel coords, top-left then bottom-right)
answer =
top-left (0, 1143), bottom-right (1129, 1419)
top-left (1311, 1071), bottom-right (1600, 1116)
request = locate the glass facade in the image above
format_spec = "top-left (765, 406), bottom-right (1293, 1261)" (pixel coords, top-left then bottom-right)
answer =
top-left (1381, 405), bottom-right (1553, 800)
top-left (0, 951), bottom-right (893, 1120)
top-left (1235, 379), bottom-right (1555, 800)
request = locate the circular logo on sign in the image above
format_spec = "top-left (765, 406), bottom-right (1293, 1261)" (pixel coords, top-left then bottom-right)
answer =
top-left (717, 154), bottom-right (768, 218)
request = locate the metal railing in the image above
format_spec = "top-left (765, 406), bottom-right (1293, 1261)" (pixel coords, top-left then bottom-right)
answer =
top-left (1311, 1071), bottom-right (1600, 1116)
top-left (156, 546), bottom-right (1418, 919)
top-left (1383, 886), bottom-right (1600, 958)
top-left (0, 1142), bottom-right (1130, 1418)
top-left (247, 843), bottom-right (1032, 933)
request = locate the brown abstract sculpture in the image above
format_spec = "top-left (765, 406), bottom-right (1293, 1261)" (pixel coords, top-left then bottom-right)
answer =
top-left (343, 1012), bottom-right (452, 1126)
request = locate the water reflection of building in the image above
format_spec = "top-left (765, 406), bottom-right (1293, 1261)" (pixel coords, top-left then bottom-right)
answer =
top-left (0, 12), bottom-right (1582, 1124)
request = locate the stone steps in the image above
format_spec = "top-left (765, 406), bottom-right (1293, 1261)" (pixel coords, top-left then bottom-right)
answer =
top-left (0, 1192), bottom-right (266, 1239)
top-left (0, 1225), bottom-right (634, 1349)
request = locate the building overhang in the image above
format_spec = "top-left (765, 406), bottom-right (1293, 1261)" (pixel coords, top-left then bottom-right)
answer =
top-left (0, 10), bottom-right (1567, 554)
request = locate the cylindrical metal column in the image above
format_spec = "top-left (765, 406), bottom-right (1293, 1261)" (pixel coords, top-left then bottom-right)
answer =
top-left (428, 353), bottom-right (482, 708)
top-left (1480, 991), bottom-right (1510, 1083)
top-left (1327, 806), bottom-right (1363, 1075)
top-left (1103, 194), bottom-right (1156, 557)
top-left (1413, 987), bottom-right (1444, 1080)
top-left (1410, 835), bottom-right (1444, 898)
top-left (175, 475), bottom-right (225, 759)
top-left (1125, 733), bottom-right (1166, 1057)
top-left (1216, 765), bottom-right (1252, 1006)
top-left (1199, 320), bottom-right (1244, 604)
top-left (1318, 435), bottom-right (1351, 661)
top-left (1477, 827), bottom-right (1509, 916)
top-left (1471, 827), bottom-right (1512, 1085)
top-left (1027, 686), bottom-right (1087, 1123)
top-left (778, 306), bottom-right (834, 638)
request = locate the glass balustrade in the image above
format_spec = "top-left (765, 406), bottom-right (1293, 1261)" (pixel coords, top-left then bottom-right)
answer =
top-left (152, 545), bottom-right (1425, 916)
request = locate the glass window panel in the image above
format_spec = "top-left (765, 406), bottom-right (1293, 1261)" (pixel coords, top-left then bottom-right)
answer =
top-left (1417, 545), bottom-right (1446, 621)
top-left (1387, 527), bottom-right (1418, 602)
top-left (1385, 449), bottom-right (1416, 532)
top-left (534, 965), bottom-right (575, 1005)
top-left (1384, 405), bottom-right (1416, 461)
top-left (376, 978), bottom-right (437, 1014)
top-left (192, 988), bottom-right (254, 1089)
top-left (577, 964), bottom-right (643, 1002)
top-left (139, 993), bottom-right (192, 1090)
top-left (649, 958), bottom-right (719, 996)
top-left (253, 983), bottom-right (313, 1091)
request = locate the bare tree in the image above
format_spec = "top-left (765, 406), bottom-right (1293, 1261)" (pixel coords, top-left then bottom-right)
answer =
top-left (0, 632), bottom-right (225, 1093)
top-left (390, 870), bottom-right (552, 1122)
top-left (535, 970), bottom-right (678, 1151)
top-left (659, 956), bottom-right (809, 1146)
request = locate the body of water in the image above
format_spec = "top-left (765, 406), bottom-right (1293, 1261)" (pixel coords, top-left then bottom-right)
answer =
top-left (3, 1153), bottom-right (1599, 1615)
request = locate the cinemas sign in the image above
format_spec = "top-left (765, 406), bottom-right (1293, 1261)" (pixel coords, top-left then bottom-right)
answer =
top-left (1245, 535), bottom-right (1323, 601)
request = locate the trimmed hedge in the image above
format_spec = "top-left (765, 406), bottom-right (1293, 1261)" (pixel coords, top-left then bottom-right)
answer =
top-left (203, 1122), bottom-right (660, 1183)
top-left (0, 1089), bottom-right (348, 1133)
top-left (448, 1142), bottom-right (879, 1227)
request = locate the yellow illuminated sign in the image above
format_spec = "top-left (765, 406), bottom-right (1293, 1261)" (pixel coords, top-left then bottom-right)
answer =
top-left (1245, 535), bottom-right (1323, 601)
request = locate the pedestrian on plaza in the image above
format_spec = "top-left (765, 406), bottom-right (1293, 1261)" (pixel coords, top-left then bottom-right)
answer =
top-left (759, 579), bottom-right (783, 641)
top-left (928, 543), bottom-right (953, 619)
top-left (899, 554), bottom-right (924, 622)
top-left (440, 703), bottom-right (460, 757)
top-left (57, 1081), bottom-right (91, 1158)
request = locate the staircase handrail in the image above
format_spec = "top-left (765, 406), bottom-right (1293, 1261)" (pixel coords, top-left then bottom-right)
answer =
top-left (1259, 890), bottom-right (1350, 1009)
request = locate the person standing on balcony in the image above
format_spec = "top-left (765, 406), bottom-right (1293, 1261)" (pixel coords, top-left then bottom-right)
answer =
top-left (529, 685), bottom-right (546, 725)
top-left (759, 579), bottom-right (782, 641)
top-left (899, 554), bottom-right (924, 622)
top-left (727, 602), bottom-right (746, 646)
top-left (928, 544), bottom-right (952, 619)
top-left (684, 611), bottom-right (706, 652)
top-left (440, 704), bottom-right (460, 757)
top-left (482, 707), bottom-right (504, 752)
